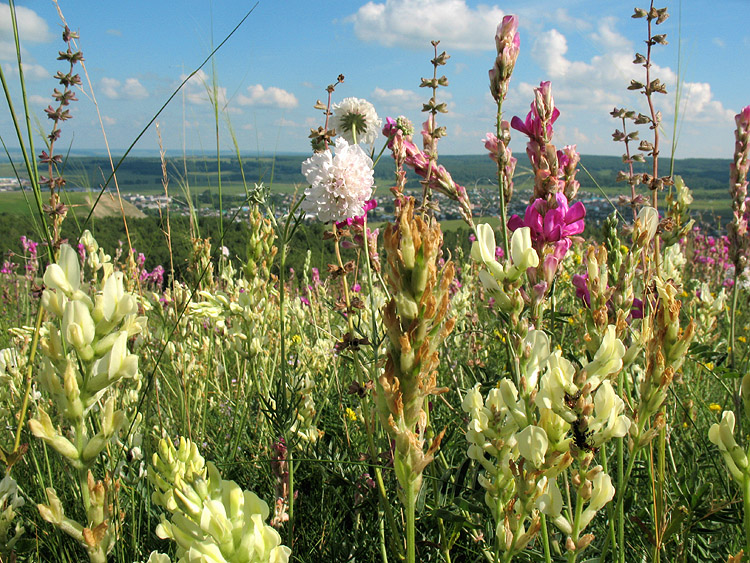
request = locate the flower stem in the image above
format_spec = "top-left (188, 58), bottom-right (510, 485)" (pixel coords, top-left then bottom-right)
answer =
top-left (730, 272), bottom-right (739, 368)
top-left (567, 479), bottom-right (585, 563)
top-left (405, 480), bottom-right (417, 563)
top-left (540, 513), bottom-right (552, 563)
top-left (288, 449), bottom-right (295, 548)
top-left (743, 470), bottom-right (750, 559)
top-left (13, 303), bottom-right (44, 453)
top-left (495, 101), bottom-right (510, 259)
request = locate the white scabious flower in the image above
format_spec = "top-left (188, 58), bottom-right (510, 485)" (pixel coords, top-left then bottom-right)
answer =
top-left (301, 137), bottom-right (375, 223)
top-left (330, 97), bottom-right (382, 145)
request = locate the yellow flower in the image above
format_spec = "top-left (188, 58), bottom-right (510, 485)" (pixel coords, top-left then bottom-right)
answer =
top-left (291, 334), bottom-right (302, 345)
top-left (706, 362), bottom-right (714, 371)
top-left (574, 253), bottom-right (582, 265)
top-left (620, 245), bottom-right (629, 254)
top-left (345, 407), bottom-right (357, 422)
top-left (709, 403), bottom-right (722, 412)
top-left (739, 336), bottom-right (747, 343)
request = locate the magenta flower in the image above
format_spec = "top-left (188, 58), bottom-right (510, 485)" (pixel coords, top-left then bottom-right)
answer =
top-left (335, 199), bottom-right (377, 229)
top-left (508, 192), bottom-right (585, 245)
top-left (511, 82), bottom-right (560, 142)
top-left (572, 273), bottom-right (591, 306)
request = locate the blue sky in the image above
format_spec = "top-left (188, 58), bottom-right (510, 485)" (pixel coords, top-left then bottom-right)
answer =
top-left (1, 0), bottom-right (748, 159)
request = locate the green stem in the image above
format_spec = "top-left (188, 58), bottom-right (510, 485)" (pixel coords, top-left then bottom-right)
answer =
top-left (744, 470), bottom-right (750, 560)
top-left (287, 448), bottom-right (294, 548)
top-left (617, 437), bottom-right (643, 563)
top-left (13, 303), bottom-right (44, 453)
top-left (568, 479), bottom-right (585, 563)
top-left (540, 513), bottom-right (552, 563)
top-left (655, 416), bottom-right (666, 563)
top-left (730, 272), bottom-right (739, 369)
top-left (495, 101), bottom-right (510, 259)
top-left (405, 479), bottom-right (417, 563)
top-left (601, 442), bottom-right (617, 562)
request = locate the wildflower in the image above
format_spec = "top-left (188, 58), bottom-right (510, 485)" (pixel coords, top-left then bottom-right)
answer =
top-left (709, 403), bottom-right (722, 412)
top-left (330, 97), bottom-right (382, 145)
top-left (345, 407), bottom-right (357, 422)
top-left (508, 192), bottom-right (585, 245)
top-left (489, 15), bottom-right (520, 102)
top-left (301, 137), bottom-right (375, 223)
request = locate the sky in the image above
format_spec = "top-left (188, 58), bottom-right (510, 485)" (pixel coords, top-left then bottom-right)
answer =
top-left (1, 0), bottom-right (749, 159)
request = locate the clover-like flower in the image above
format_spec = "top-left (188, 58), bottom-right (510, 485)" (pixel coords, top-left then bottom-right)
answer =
top-left (330, 97), bottom-right (382, 145)
top-left (301, 137), bottom-right (375, 223)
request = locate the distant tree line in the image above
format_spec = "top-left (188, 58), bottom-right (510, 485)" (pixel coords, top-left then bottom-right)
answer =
top-left (15, 154), bottom-right (734, 193)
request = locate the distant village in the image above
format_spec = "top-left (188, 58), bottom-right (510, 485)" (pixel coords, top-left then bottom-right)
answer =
top-left (0, 177), bottom-right (618, 229)
top-left (0, 177), bottom-right (30, 191)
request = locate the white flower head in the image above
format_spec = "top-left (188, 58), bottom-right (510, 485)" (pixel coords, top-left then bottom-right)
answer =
top-left (301, 137), bottom-right (375, 223)
top-left (331, 97), bottom-right (382, 145)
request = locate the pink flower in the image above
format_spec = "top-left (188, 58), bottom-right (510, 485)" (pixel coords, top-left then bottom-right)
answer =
top-left (508, 192), bottom-right (585, 245)
top-left (511, 103), bottom-right (560, 141)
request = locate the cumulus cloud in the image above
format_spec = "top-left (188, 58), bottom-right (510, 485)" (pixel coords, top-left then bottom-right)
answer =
top-left (274, 118), bottom-right (298, 127)
top-left (527, 21), bottom-right (730, 125)
top-left (370, 87), bottom-right (423, 110)
top-left (0, 3), bottom-right (53, 43)
top-left (679, 82), bottom-right (735, 123)
top-left (28, 94), bottom-right (47, 106)
top-left (514, 18), bottom-right (735, 158)
top-left (0, 60), bottom-right (48, 80)
top-left (100, 77), bottom-right (148, 100)
top-left (347, 0), bottom-right (504, 51)
top-left (180, 70), bottom-right (228, 107)
top-left (237, 84), bottom-right (298, 109)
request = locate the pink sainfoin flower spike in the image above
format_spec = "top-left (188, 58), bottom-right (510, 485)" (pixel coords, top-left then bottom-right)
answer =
top-left (383, 118), bottom-right (474, 226)
top-left (508, 192), bottom-right (585, 288)
top-left (729, 105), bottom-right (750, 281)
top-left (512, 81), bottom-right (580, 201)
top-left (489, 15), bottom-right (520, 103)
top-left (508, 192), bottom-right (585, 245)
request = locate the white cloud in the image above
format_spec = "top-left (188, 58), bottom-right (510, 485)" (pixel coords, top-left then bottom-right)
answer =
top-left (102, 115), bottom-right (117, 126)
top-left (679, 81), bottom-right (735, 123)
top-left (0, 3), bottom-right (53, 43)
top-left (237, 84), bottom-right (298, 109)
top-left (28, 94), bottom-right (47, 106)
top-left (100, 77), bottom-right (148, 100)
top-left (0, 60), bottom-right (47, 80)
top-left (371, 87), bottom-right (423, 110)
top-left (274, 118), bottom-right (298, 127)
top-left (347, 0), bottom-right (505, 51)
top-left (518, 20), bottom-right (735, 158)
top-left (180, 69), bottom-right (228, 107)
top-left (589, 17), bottom-right (630, 51)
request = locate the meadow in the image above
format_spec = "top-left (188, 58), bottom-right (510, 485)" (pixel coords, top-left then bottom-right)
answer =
top-left (1, 2), bottom-right (749, 563)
